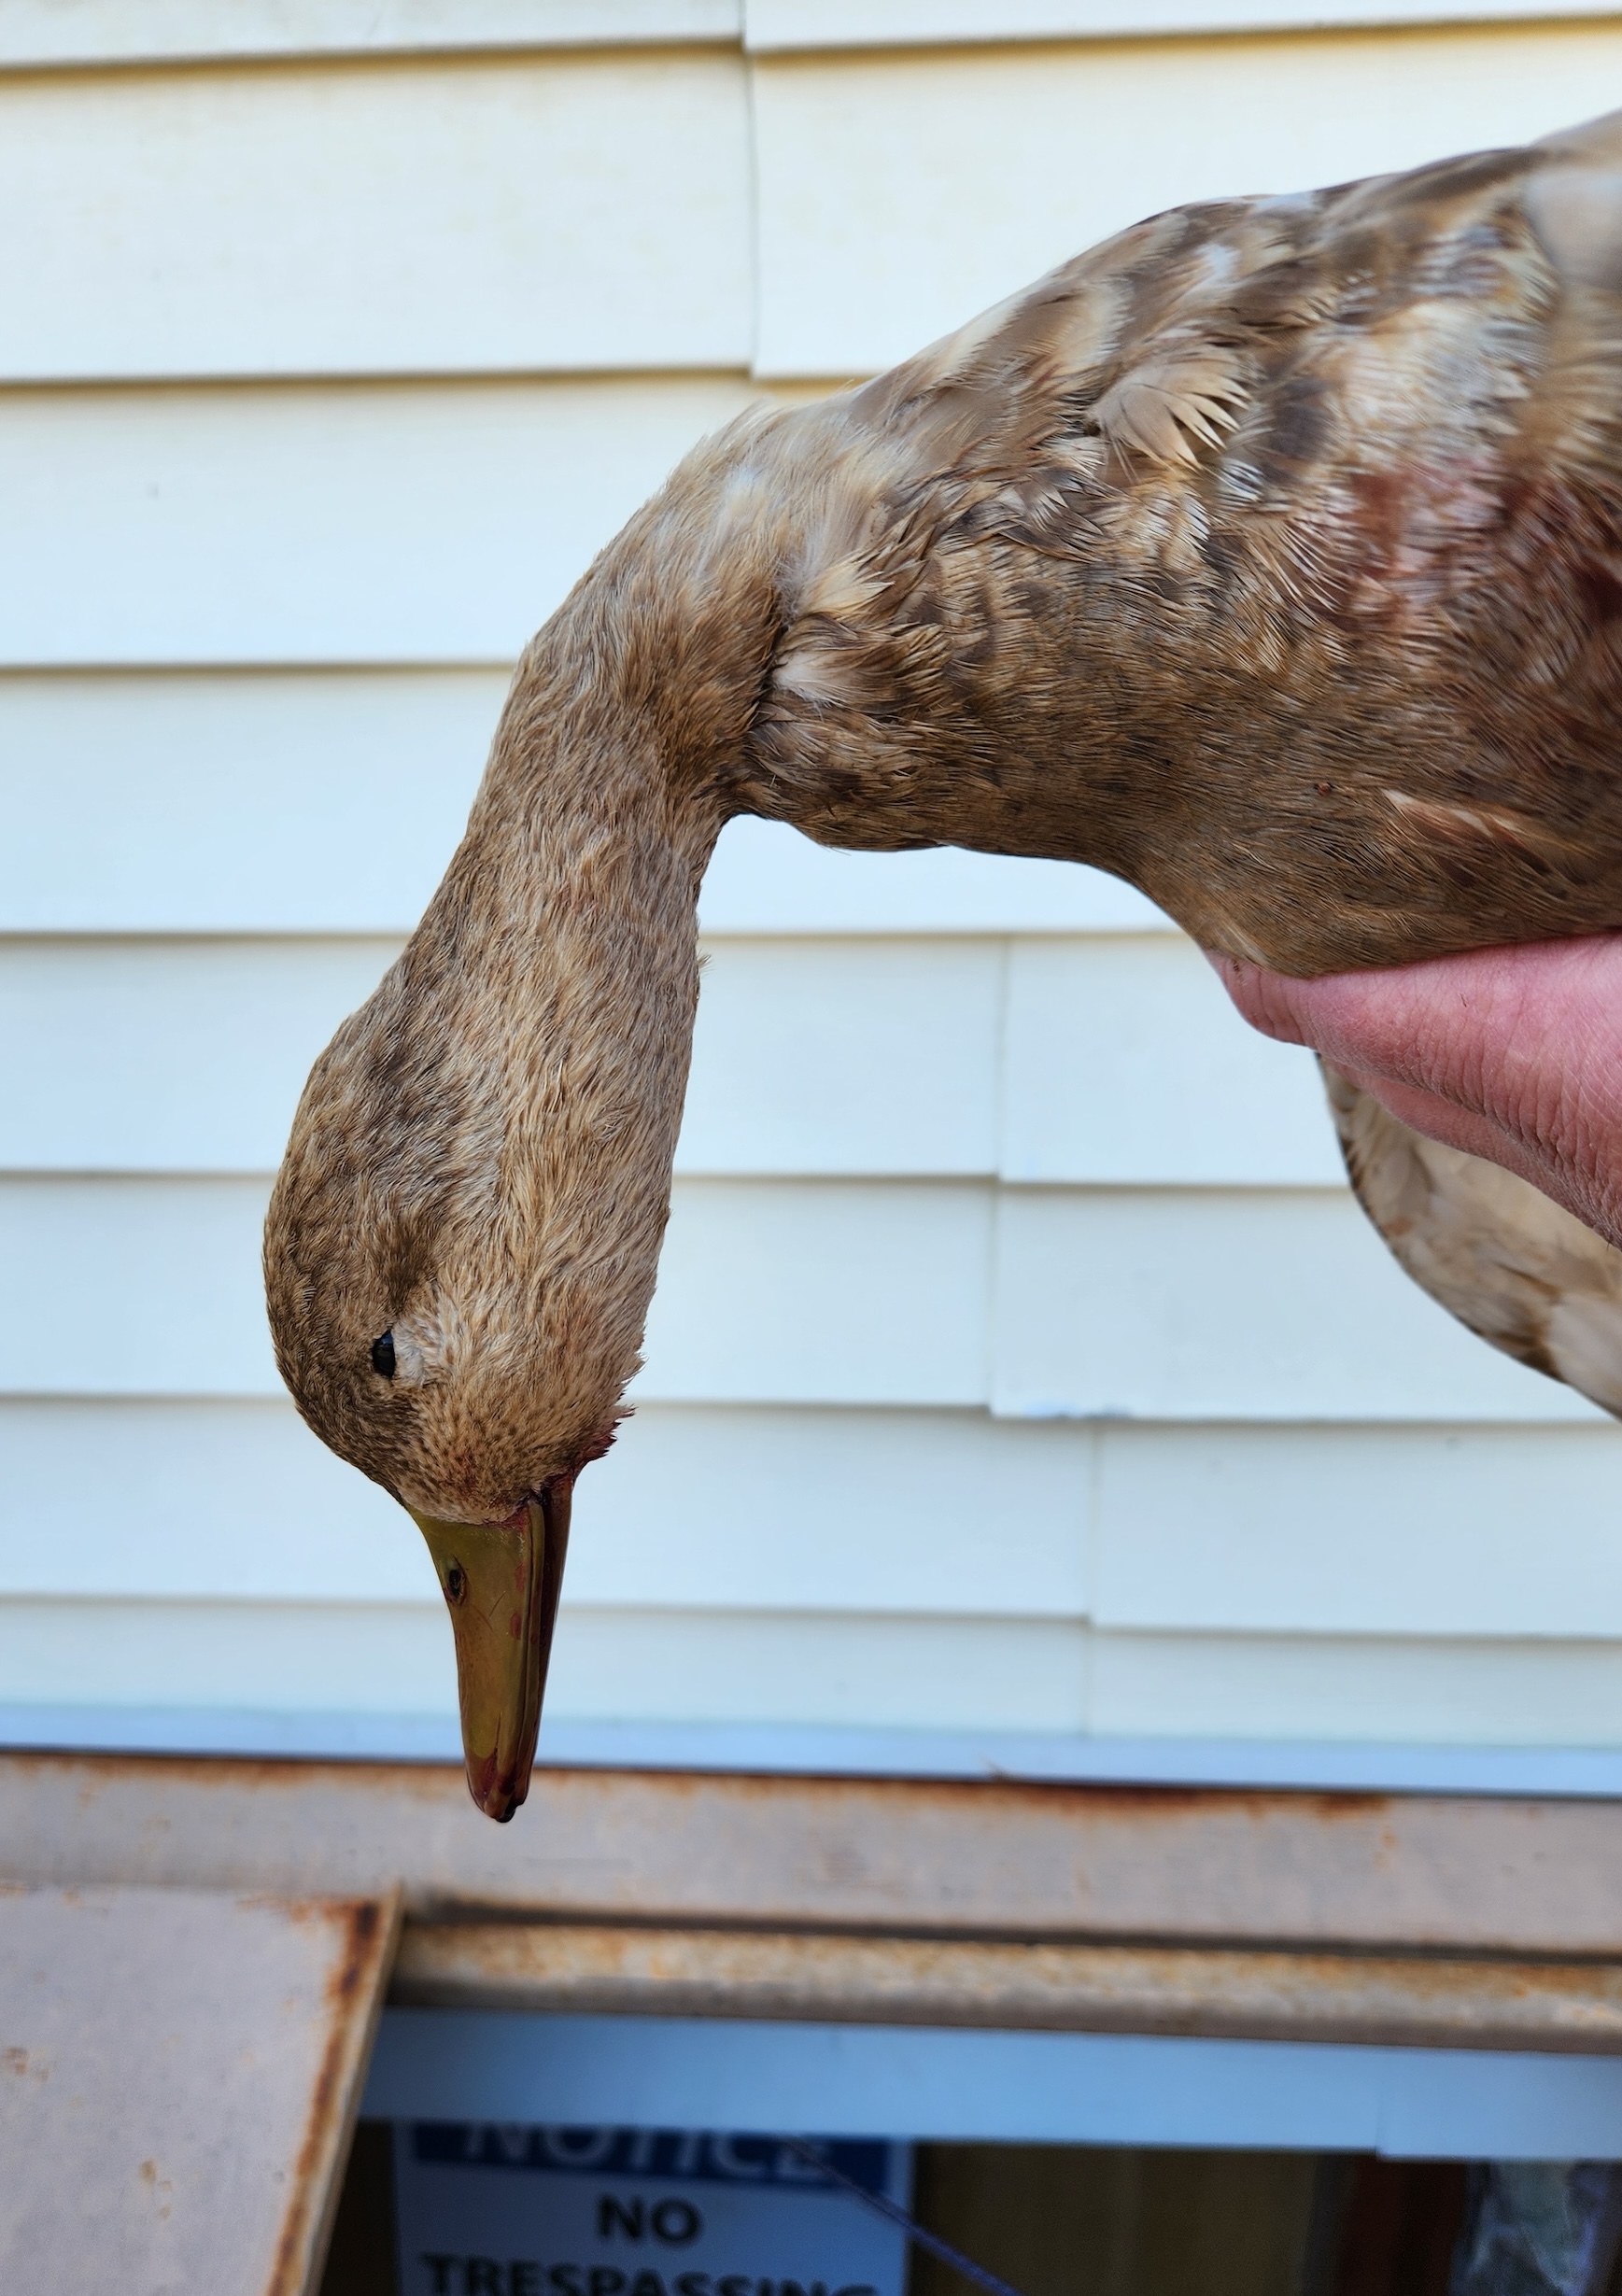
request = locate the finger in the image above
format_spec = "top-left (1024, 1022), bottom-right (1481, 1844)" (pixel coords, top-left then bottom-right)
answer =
top-left (1213, 937), bottom-right (1622, 1247)
top-left (1214, 937), bottom-right (1622, 1129)
top-left (1332, 1060), bottom-right (1562, 1197)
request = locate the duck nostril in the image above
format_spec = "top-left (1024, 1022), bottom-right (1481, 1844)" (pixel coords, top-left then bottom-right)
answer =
top-left (444, 1563), bottom-right (466, 1604)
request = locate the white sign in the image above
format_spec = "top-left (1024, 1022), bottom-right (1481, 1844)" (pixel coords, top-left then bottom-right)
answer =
top-left (393, 2123), bottom-right (913, 2296)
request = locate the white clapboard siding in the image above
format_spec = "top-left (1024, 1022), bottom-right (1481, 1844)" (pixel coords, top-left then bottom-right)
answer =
top-left (0, 1400), bottom-right (429, 1602)
top-left (14, 1606), bottom-right (1622, 1743)
top-left (574, 1403), bottom-right (1088, 1613)
top-left (699, 818), bottom-right (1170, 937)
top-left (1093, 1423), bottom-right (1622, 1638)
top-left (0, 1597), bottom-right (453, 1715)
top-left (1003, 937), bottom-right (1344, 1187)
top-left (0, 1599), bottom-right (1091, 1731)
top-left (0, 1400), bottom-right (1089, 1617)
top-left (0, 1), bottom-right (740, 68)
top-left (0, 673), bottom-right (502, 934)
top-left (752, 27), bottom-right (1622, 373)
top-left (0, 54), bottom-right (749, 381)
top-left (746, 1), bottom-right (1622, 48)
top-left (6, 14), bottom-right (1620, 1762)
top-left (992, 1190), bottom-right (1603, 1423)
top-left (638, 1179), bottom-right (994, 1404)
top-left (0, 1175), bottom-right (992, 1403)
top-left (1089, 1630), bottom-right (1622, 1746)
top-left (0, 672), bottom-right (1171, 937)
top-left (0, 933), bottom-right (1003, 1176)
top-left (21, 1392), bottom-right (1622, 1642)
top-left (9, 1170), bottom-right (1601, 1419)
top-left (0, 1178), bottom-right (276, 1396)
top-left (681, 939), bottom-right (1003, 1176)
top-left (547, 1607), bottom-right (1090, 1728)
top-left (0, 378), bottom-right (757, 665)
top-left (0, 0), bottom-right (1599, 70)
top-left (0, 939), bottom-right (398, 1173)
top-left (0, 932), bottom-right (1341, 1184)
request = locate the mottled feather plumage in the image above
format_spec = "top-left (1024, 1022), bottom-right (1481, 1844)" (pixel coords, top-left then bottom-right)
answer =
top-left (269, 108), bottom-right (1622, 1598)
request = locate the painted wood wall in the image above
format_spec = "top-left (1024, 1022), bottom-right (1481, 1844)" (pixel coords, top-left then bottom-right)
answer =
top-left (6, 0), bottom-right (1622, 1761)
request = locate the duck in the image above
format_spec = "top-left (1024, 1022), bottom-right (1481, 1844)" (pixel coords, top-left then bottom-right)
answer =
top-left (267, 106), bottom-right (1622, 1822)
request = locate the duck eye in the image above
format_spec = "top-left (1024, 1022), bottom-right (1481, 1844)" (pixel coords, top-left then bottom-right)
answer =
top-left (370, 1331), bottom-right (396, 1379)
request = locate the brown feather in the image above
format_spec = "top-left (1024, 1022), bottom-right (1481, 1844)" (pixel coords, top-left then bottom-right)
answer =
top-left (267, 106), bottom-right (1622, 1550)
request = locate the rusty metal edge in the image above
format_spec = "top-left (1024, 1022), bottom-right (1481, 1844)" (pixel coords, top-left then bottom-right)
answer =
top-left (270, 1886), bottom-right (403, 2296)
top-left (10, 1751), bottom-right (1622, 1956)
top-left (390, 1920), bottom-right (1622, 2057)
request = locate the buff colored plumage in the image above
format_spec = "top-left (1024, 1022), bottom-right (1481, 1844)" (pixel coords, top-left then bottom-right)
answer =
top-left (268, 109), bottom-right (1622, 1818)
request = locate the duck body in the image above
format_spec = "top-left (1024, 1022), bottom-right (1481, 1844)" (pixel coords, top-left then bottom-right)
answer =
top-left (268, 109), bottom-right (1622, 1818)
top-left (744, 108), bottom-right (1622, 974)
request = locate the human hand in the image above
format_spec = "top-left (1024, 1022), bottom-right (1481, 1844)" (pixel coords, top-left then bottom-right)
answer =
top-left (1209, 933), bottom-right (1622, 1254)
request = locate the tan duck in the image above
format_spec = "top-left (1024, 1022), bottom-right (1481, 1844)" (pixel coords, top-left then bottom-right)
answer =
top-left (267, 107), bottom-right (1622, 1821)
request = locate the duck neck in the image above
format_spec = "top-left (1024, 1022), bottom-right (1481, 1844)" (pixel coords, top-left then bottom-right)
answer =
top-left (412, 522), bottom-right (786, 1437)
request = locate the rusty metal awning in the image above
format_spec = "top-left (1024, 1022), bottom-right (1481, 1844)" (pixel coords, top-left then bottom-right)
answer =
top-left (7, 1750), bottom-right (1622, 2254)
top-left (389, 1919), bottom-right (1622, 2055)
top-left (0, 1880), bottom-right (398, 2294)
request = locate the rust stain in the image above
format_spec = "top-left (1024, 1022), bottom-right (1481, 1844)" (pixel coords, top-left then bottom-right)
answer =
top-left (10, 1751), bottom-right (1622, 1959)
top-left (261, 1895), bottom-right (398, 2296)
top-left (390, 1918), bottom-right (1622, 2054)
top-left (0, 1747), bottom-right (1407, 1826)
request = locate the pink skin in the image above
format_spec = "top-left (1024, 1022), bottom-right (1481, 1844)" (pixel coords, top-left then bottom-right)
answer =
top-left (1208, 934), bottom-right (1622, 1255)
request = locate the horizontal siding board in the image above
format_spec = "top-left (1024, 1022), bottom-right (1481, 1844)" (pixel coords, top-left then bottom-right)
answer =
top-left (11, 1173), bottom-right (1599, 1418)
top-left (0, 1399), bottom-right (428, 1601)
top-left (699, 817), bottom-right (1171, 936)
top-left (682, 937), bottom-right (1003, 1176)
top-left (19, 1397), bottom-right (1622, 1645)
top-left (577, 1404), bottom-right (1089, 1613)
top-left (0, 1175), bottom-right (991, 1402)
top-left (0, 54), bottom-right (750, 381)
top-left (0, 1398), bottom-right (1090, 1616)
top-left (0, 377), bottom-right (756, 665)
top-left (992, 1189), bottom-right (1604, 1422)
top-left (1094, 1424), bottom-right (1622, 1637)
top-left (0, 1), bottom-right (740, 67)
top-left (637, 1178), bottom-right (994, 1403)
top-left (0, 678), bottom-right (1170, 936)
top-left (753, 29), bottom-right (1622, 374)
top-left (0, 1599), bottom-right (1091, 1732)
top-left (547, 1607), bottom-right (1091, 1727)
top-left (745, 2), bottom-right (1622, 48)
top-left (0, 1176), bottom-right (276, 1395)
top-left (1002, 937), bottom-right (1344, 1186)
top-left (0, 0), bottom-right (1599, 68)
top-left (0, 672), bottom-right (501, 934)
top-left (19, 1394), bottom-right (1622, 1642)
top-left (0, 932), bottom-right (1344, 1183)
top-left (0, 937), bottom-right (399, 1172)
top-left (1090, 1629), bottom-right (1622, 1746)
top-left (0, 931), bottom-right (1006, 1176)
top-left (0, 1596), bottom-right (455, 1714)
top-left (20, 1599), bottom-right (1622, 1742)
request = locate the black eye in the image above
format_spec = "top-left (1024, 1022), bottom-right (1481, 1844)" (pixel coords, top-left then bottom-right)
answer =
top-left (370, 1331), bottom-right (396, 1379)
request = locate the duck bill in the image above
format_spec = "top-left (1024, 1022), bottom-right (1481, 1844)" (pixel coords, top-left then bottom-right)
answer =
top-left (409, 1483), bottom-right (571, 1824)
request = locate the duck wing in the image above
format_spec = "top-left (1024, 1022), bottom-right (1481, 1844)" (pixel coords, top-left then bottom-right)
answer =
top-left (1325, 1063), bottom-right (1622, 1417)
top-left (759, 112), bottom-right (1622, 1416)
top-left (779, 108), bottom-right (1622, 973)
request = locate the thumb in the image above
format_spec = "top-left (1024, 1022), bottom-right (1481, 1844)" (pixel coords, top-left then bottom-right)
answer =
top-left (1205, 952), bottom-right (1322, 1047)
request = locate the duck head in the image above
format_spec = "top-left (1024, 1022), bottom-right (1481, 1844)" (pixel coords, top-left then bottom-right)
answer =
top-left (262, 759), bottom-right (699, 1820)
top-left (262, 439), bottom-right (795, 1820)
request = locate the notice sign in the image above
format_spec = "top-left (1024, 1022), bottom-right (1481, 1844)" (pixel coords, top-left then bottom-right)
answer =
top-left (393, 2123), bottom-right (913, 2296)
